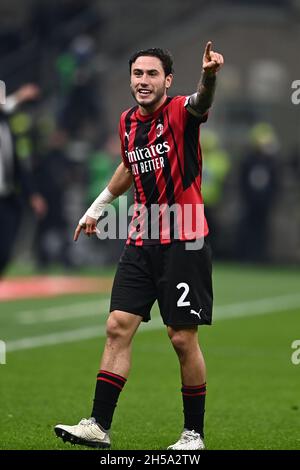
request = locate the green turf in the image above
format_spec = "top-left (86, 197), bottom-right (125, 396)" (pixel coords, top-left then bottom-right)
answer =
top-left (0, 263), bottom-right (300, 450)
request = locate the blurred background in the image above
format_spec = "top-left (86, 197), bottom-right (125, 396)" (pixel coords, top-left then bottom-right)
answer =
top-left (0, 0), bottom-right (299, 274)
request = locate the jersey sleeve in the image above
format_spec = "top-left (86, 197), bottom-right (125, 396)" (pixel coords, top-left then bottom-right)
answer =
top-left (169, 96), bottom-right (208, 127)
top-left (184, 95), bottom-right (209, 123)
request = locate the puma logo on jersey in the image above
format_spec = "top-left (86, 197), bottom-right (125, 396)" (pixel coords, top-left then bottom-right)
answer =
top-left (190, 308), bottom-right (203, 320)
top-left (125, 131), bottom-right (130, 140)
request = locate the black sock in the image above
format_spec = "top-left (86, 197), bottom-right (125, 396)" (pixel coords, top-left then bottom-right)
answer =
top-left (91, 369), bottom-right (127, 430)
top-left (181, 383), bottom-right (206, 438)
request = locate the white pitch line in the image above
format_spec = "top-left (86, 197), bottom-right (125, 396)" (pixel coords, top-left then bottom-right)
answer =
top-left (6, 326), bottom-right (106, 352)
top-left (214, 293), bottom-right (300, 320)
top-left (18, 299), bottom-right (110, 324)
top-left (5, 293), bottom-right (300, 353)
top-left (6, 318), bottom-right (163, 352)
top-left (16, 293), bottom-right (300, 325)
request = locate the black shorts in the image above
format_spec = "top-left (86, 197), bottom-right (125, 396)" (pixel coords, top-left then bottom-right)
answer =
top-left (110, 239), bottom-right (213, 327)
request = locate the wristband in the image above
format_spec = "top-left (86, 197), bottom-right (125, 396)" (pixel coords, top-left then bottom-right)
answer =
top-left (79, 187), bottom-right (115, 226)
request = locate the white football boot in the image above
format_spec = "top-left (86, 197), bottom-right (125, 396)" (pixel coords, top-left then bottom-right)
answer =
top-left (54, 417), bottom-right (110, 448)
top-left (167, 429), bottom-right (205, 450)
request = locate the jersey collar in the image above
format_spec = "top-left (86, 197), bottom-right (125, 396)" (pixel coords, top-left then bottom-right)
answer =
top-left (135, 97), bottom-right (171, 122)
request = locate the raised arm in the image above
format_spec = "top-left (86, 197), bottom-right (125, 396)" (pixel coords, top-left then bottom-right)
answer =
top-left (1, 84), bottom-right (40, 114)
top-left (187, 41), bottom-right (224, 118)
top-left (74, 162), bottom-right (133, 241)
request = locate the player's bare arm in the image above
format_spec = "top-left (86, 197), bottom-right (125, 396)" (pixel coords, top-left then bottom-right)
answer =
top-left (187, 41), bottom-right (224, 117)
top-left (74, 162), bottom-right (133, 241)
top-left (108, 161), bottom-right (133, 197)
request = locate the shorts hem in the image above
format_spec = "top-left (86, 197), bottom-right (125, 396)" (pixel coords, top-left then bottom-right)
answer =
top-left (109, 307), bottom-right (150, 323)
top-left (164, 320), bottom-right (212, 327)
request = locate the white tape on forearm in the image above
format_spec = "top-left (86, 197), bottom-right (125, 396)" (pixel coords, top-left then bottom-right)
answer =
top-left (1, 95), bottom-right (18, 114)
top-left (79, 187), bottom-right (115, 226)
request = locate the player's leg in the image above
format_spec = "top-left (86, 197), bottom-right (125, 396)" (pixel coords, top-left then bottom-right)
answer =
top-left (54, 310), bottom-right (142, 448)
top-left (167, 325), bottom-right (206, 449)
top-left (99, 309), bottom-right (142, 376)
top-left (55, 245), bottom-right (156, 448)
top-left (90, 310), bottom-right (142, 430)
top-left (155, 239), bottom-right (213, 450)
top-left (168, 325), bottom-right (206, 385)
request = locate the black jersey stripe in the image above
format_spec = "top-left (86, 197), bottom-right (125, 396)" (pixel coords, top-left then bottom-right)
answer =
top-left (124, 107), bottom-right (141, 206)
top-left (124, 107), bottom-right (142, 244)
top-left (134, 119), bottom-right (160, 242)
top-left (165, 108), bottom-right (184, 185)
top-left (134, 119), bottom-right (160, 208)
top-left (156, 112), bottom-right (176, 239)
top-left (182, 113), bottom-right (201, 190)
top-left (156, 112), bottom-right (175, 206)
top-left (124, 106), bottom-right (138, 150)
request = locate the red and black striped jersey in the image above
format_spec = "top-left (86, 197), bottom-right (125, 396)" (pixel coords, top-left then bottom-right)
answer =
top-left (119, 95), bottom-right (209, 245)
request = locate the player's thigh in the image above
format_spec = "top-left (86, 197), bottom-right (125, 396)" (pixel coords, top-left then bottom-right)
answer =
top-left (110, 245), bottom-right (157, 323)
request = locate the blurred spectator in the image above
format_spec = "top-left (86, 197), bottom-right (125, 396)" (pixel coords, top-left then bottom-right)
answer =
top-left (236, 123), bottom-right (279, 262)
top-left (34, 129), bottom-right (72, 269)
top-left (56, 35), bottom-right (106, 144)
top-left (28, 0), bottom-right (104, 98)
top-left (87, 134), bottom-right (120, 204)
top-left (0, 84), bottom-right (47, 277)
top-left (289, 145), bottom-right (300, 177)
top-left (201, 130), bottom-right (231, 257)
top-left (30, 0), bottom-right (103, 50)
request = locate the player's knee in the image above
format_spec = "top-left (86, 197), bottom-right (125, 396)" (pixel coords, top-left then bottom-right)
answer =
top-left (106, 312), bottom-right (125, 339)
top-left (106, 311), bottom-right (129, 340)
top-left (168, 330), bottom-right (190, 354)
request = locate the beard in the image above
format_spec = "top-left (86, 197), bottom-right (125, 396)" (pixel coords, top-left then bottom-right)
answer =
top-left (130, 85), bottom-right (166, 111)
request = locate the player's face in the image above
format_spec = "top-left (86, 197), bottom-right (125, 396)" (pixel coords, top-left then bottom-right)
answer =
top-left (130, 56), bottom-right (173, 114)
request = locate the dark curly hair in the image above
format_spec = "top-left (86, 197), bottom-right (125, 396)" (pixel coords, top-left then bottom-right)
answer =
top-left (129, 48), bottom-right (174, 76)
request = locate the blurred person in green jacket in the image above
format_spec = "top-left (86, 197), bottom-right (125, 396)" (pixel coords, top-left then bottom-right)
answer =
top-left (201, 129), bottom-right (230, 257)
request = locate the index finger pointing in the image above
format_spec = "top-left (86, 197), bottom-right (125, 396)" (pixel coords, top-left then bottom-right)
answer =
top-left (74, 225), bottom-right (82, 241)
top-left (204, 41), bottom-right (212, 59)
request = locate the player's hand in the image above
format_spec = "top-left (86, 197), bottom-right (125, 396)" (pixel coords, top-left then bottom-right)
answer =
top-left (202, 41), bottom-right (224, 75)
top-left (15, 84), bottom-right (40, 104)
top-left (29, 193), bottom-right (48, 219)
top-left (74, 216), bottom-right (98, 241)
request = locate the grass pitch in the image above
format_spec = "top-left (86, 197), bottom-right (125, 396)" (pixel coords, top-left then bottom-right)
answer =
top-left (0, 264), bottom-right (299, 450)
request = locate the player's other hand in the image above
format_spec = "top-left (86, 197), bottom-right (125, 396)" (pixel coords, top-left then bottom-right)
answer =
top-left (74, 216), bottom-right (98, 241)
top-left (29, 193), bottom-right (48, 219)
top-left (202, 41), bottom-right (224, 75)
top-left (15, 84), bottom-right (41, 104)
